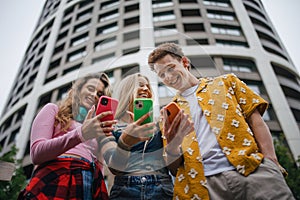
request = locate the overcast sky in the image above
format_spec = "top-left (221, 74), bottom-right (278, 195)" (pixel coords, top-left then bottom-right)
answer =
top-left (0, 0), bottom-right (299, 114)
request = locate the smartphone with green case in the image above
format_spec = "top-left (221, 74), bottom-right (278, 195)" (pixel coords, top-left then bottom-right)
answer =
top-left (133, 98), bottom-right (153, 125)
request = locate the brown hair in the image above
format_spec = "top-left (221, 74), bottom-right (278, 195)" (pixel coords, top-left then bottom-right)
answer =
top-left (55, 73), bottom-right (111, 132)
top-left (148, 42), bottom-right (185, 70)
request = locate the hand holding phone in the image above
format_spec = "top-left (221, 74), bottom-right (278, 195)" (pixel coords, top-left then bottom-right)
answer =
top-left (96, 96), bottom-right (119, 122)
top-left (133, 98), bottom-right (153, 125)
top-left (164, 102), bottom-right (180, 124)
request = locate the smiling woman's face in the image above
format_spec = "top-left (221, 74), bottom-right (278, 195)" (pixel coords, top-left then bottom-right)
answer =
top-left (79, 78), bottom-right (105, 110)
top-left (136, 76), bottom-right (152, 99)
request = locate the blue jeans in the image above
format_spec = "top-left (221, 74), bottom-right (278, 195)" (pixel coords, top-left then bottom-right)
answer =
top-left (109, 174), bottom-right (173, 200)
top-left (82, 170), bottom-right (93, 200)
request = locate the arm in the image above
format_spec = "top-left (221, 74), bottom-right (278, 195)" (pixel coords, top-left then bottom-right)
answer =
top-left (30, 104), bottom-right (82, 165)
top-left (161, 108), bottom-right (194, 176)
top-left (164, 147), bottom-right (184, 176)
top-left (247, 109), bottom-right (278, 164)
top-left (98, 113), bottom-right (157, 175)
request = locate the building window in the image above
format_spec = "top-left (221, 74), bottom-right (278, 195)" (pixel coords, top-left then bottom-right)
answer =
top-left (78, 0), bottom-right (93, 8)
top-left (123, 30), bottom-right (139, 41)
top-left (122, 65), bottom-right (139, 76)
top-left (186, 39), bottom-right (209, 45)
top-left (53, 43), bottom-right (65, 55)
top-left (223, 58), bottom-right (256, 72)
top-left (57, 30), bottom-right (68, 41)
top-left (211, 25), bottom-right (241, 36)
top-left (203, 0), bottom-right (230, 7)
top-left (181, 9), bottom-right (201, 17)
top-left (178, 0), bottom-right (197, 3)
top-left (216, 40), bottom-right (248, 47)
top-left (122, 47), bottom-right (139, 55)
top-left (96, 23), bottom-right (118, 35)
top-left (190, 56), bottom-right (216, 69)
top-left (272, 63), bottom-right (299, 85)
top-left (57, 84), bottom-right (72, 101)
top-left (48, 58), bottom-right (61, 71)
top-left (124, 16), bottom-right (139, 26)
top-left (125, 3), bottom-right (139, 12)
top-left (99, 10), bottom-right (119, 22)
top-left (184, 23), bottom-right (205, 32)
top-left (28, 73), bottom-right (37, 85)
top-left (70, 33), bottom-right (89, 47)
top-left (106, 70), bottom-right (115, 84)
top-left (67, 48), bottom-right (87, 62)
top-left (152, 0), bottom-right (173, 8)
top-left (44, 74), bottom-right (57, 84)
top-left (61, 18), bottom-right (71, 29)
top-left (95, 36), bottom-right (117, 51)
top-left (63, 5), bottom-right (74, 18)
top-left (62, 64), bottom-right (81, 75)
top-left (154, 25), bottom-right (177, 37)
top-left (101, 0), bottom-right (119, 9)
top-left (74, 20), bottom-right (91, 33)
top-left (76, 8), bottom-right (93, 20)
top-left (92, 53), bottom-right (115, 64)
top-left (153, 11), bottom-right (176, 22)
top-left (207, 11), bottom-right (234, 21)
top-left (9, 128), bottom-right (20, 144)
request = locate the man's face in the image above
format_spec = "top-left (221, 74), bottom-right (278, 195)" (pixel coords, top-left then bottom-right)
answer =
top-left (153, 54), bottom-right (190, 92)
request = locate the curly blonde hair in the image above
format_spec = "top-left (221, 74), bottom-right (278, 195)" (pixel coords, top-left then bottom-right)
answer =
top-left (55, 73), bottom-right (111, 132)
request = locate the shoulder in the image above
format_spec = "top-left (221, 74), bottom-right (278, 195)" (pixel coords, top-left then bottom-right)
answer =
top-left (200, 73), bottom-right (238, 82)
top-left (39, 103), bottom-right (59, 114)
top-left (216, 73), bottom-right (239, 81)
top-left (211, 73), bottom-right (244, 86)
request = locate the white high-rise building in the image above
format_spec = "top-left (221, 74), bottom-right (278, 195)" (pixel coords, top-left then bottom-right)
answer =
top-left (0, 0), bottom-right (299, 179)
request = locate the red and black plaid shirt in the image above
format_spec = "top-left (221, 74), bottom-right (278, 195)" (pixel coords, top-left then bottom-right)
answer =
top-left (18, 157), bottom-right (108, 200)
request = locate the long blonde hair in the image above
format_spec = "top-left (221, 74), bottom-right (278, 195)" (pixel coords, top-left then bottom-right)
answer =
top-left (114, 73), bottom-right (153, 120)
top-left (55, 73), bottom-right (111, 132)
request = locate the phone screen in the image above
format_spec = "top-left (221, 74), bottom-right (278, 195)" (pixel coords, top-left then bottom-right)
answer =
top-left (133, 98), bottom-right (153, 125)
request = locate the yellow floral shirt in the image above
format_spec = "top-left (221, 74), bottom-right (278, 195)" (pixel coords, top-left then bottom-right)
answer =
top-left (163, 74), bottom-right (268, 200)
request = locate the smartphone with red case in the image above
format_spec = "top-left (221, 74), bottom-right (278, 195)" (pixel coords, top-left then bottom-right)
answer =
top-left (96, 96), bottom-right (119, 122)
top-left (133, 98), bottom-right (153, 125)
top-left (164, 102), bottom-right (180, 124)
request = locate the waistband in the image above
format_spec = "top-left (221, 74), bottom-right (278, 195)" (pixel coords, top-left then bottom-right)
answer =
top-left (114, 174), bottom-right (172, 185)
top-left (58, 155), bottom-right (91, 164)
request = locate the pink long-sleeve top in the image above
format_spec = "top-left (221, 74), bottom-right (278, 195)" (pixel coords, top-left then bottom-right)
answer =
top-left (30, 103), bottom-right (99, 165)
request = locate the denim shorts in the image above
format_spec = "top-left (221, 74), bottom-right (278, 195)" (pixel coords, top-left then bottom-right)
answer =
top-left (109, 174), bottom-right (173, 200)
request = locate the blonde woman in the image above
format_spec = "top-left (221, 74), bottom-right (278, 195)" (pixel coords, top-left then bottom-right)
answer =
top-left (107, 73), bottom-right (174, 200)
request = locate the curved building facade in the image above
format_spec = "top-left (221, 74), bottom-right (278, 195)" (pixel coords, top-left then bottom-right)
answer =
top-left (0, 0), bottom-right (300, 179)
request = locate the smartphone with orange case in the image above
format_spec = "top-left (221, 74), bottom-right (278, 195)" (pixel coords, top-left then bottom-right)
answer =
top-left (96, 96), bottom-right (119, 122)
top-left (164, 102), bottom-right (180, 124)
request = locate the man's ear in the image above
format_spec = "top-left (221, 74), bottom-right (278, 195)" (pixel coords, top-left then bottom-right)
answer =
top-left (181, 56), bottom-right (190, 69)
